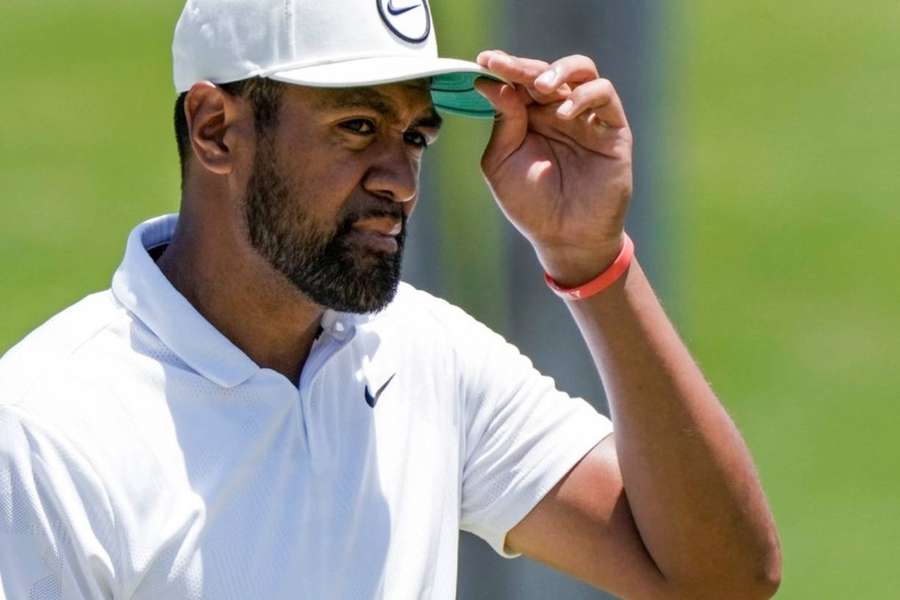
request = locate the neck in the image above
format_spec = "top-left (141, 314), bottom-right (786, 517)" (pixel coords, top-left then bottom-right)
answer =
top-left (157, 207), bottom-right (323, 384)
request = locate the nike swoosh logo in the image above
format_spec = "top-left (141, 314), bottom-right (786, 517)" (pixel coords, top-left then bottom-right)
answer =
top-left (365, 373), bottom-right (396, 408)
top-left (387, 0), bottom-right (420, 16)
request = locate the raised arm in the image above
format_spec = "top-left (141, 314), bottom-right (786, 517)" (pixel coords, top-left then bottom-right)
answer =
top-left (474, 51), bottom-right (781, 599)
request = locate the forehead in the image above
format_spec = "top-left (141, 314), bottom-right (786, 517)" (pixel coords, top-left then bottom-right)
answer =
top-left (283, 80), bottom-right (437, 121)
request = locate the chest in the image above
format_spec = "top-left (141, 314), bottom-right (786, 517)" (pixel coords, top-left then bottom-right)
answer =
top-left (118, 334), bottom-right (463, 599)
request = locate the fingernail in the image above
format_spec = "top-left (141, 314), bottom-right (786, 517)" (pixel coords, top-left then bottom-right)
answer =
top-left (558, 99), bottom-right (574, 116)
top-left (536, 69), bottom-right (557, 88)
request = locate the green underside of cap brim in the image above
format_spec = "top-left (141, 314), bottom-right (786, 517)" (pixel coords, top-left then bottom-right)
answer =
top-left (430, 71), bottom-right (498, 119)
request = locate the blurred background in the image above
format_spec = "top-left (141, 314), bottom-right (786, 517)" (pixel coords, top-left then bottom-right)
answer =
top-left (2, 1), bottom-right (898, 598)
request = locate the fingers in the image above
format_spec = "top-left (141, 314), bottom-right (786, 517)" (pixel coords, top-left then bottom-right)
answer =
top-left (528, 103), bottom-right (631, 158)
top-left (476, 50), bottom-right (631, 159)
top-left (477, 49), bottom-right (549, 84)
top-left (555, 78), bottom-right (628, 130)
top-left (477, 50), bottom-right (569, 104)
top-left (474, 78), bottom-right (529, 172)
top-left (533, 55), bottom-right (627, 129)
top-left (534, 54), bottom-right (600, 94)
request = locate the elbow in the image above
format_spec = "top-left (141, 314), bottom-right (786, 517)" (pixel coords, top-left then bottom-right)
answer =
top-left (727, 561), bottom-right (782, 600)
top-left (733, 564), bottom-right (782, 600)
top-left (671, 537), bottom-right (783, 600)
top-left (730, 555), bottom-right (785, 600)
top-left (670, 571), bottom-right (780, 600)
top-left (729, 537), bottom-right (784, 600)
top-left (756, 574), bottom-right (782, 600)
top-left (723, 520), bottom-right (784, 599)
top-left (745, 522), bottom-right (783, 599)
top-left (741, 503), bottom-right (784, 598)
top-left (753, 536), bottom-right (783, 598)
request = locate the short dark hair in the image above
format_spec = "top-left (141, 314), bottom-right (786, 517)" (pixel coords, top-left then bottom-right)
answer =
top-left (173, 77), bottom-right (287, 183)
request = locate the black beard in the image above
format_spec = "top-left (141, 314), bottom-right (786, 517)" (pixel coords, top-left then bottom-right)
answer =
top-left (243, 134), bottom-right (406, 314)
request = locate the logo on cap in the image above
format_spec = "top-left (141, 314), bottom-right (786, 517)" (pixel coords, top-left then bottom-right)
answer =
top-left (377, 0), bottom-right (431, 44)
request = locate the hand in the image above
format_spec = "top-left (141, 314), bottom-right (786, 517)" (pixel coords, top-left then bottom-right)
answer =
top-left (475, 50), bottom-right (634, 287)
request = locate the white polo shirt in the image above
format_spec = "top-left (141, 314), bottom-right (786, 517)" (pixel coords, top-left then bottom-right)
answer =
top-left (0, 214), bottom-right (612, 600)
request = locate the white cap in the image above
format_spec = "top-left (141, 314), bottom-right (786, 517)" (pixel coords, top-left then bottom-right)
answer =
top-left (172, 0), bottom-right (500, 118)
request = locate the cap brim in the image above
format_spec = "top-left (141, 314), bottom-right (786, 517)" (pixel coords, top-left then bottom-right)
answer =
top-left (269, 56), bottom-right (502, 119)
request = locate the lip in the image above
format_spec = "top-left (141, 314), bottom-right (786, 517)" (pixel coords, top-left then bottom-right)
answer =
top-left (352, 217), bottom-right (403, 237)
top-left (347, 217), bottom-right (402, 253)
top-left (346, 229), bottom-right (399, 253)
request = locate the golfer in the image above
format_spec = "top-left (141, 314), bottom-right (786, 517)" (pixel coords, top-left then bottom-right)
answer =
top-left (0, 0), bottom-right (781, 598)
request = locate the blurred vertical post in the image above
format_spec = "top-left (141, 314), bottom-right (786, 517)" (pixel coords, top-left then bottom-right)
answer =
top-left (404, 0), bottom-right (508, 331)
top-left (405, 0), bottom-right (666, 598)
top-left (455, 1), bottom-right (667, 599)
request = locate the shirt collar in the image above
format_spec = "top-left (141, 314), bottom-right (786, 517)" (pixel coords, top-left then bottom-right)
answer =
top-left (111, 214), bottom-right (371, 388)
top-left (111, 214), bottom-right (258, 387)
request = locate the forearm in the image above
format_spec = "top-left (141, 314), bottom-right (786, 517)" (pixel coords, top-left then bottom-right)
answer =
top-left (474, 47), bottom-right (780, 596)
top-left (563, 258), bottom-right (781, 596)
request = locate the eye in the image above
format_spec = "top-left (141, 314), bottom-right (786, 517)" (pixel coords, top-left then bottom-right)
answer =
top-left (404, 130), bottom-right (429, 149)
top-left (340, 119), bottom-right (376, 136)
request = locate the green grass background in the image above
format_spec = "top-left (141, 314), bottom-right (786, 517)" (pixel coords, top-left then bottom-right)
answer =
top-left (673, 2), bottom-right (900, 597)
top-left (2, 1), bottom-right (898, 597)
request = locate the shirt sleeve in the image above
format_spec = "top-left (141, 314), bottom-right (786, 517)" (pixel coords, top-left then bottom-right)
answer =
top-left (0, 407), bottom-right (116, 600)
top-left (454, 312), bottom-right (613, 558)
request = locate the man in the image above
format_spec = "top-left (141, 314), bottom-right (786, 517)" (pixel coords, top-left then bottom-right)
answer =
top-left (0, 0), bottom-right (780, 598)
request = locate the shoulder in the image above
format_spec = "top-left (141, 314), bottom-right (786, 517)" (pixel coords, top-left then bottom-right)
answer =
top-left (373, 281), bottom-right (503, 344)
top-left (369, 282), bottom-right (529, 391)
top-left (0, 290), bottom-right (146, 416)
top-left (0, 291), bottom-right (189, 515)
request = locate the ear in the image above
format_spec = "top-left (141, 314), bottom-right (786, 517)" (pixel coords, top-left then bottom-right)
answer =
top-left (184, 82), bottom-right (249, 176)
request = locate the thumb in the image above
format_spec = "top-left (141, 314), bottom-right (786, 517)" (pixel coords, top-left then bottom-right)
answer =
top-left (475, 78), bottom-right (528, 173)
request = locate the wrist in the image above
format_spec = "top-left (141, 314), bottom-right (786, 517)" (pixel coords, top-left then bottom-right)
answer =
top-left (542, 233), bottom-right (634, 301)
top-left (536, 234), bottom-right (627, 289)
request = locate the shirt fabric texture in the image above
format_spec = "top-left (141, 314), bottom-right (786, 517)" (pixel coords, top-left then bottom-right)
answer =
top-left (0, 214), bottom-right (613, 599)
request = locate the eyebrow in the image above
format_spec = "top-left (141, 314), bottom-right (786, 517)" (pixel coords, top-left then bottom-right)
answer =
top-left (414, 110), bottom-right (443, 131)
top-left (320, 88), bottom-right (443, 131)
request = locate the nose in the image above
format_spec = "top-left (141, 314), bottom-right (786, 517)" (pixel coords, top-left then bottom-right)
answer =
top-left (361, 140), bottom-right (420, 206)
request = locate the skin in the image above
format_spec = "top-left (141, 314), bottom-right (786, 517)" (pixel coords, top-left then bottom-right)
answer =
top-left (475, 51), bottom-right (782, 599)
top-left (161, 51), bottom-right (782, 598)
top-left (158, 79), bottom-right (440, 382)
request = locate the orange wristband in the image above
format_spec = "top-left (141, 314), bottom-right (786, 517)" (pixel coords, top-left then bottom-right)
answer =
top-left (544, 233), bottom-right (635, 301)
